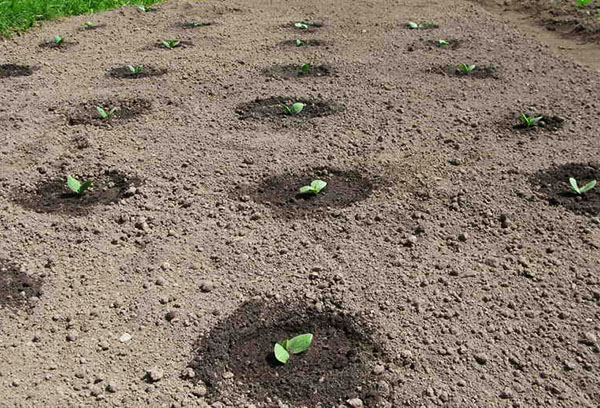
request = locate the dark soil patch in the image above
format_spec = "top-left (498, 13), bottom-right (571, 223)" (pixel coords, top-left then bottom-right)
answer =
top-left (78, 23), bottom-right (107, 31)
top-left (262, 64), bottom-right (332, 78)
top-left (236, 96), bottom-right (344, 120)
top-left (107, 65), bottom-right (167, 79)
top-left (155, 40), bottom-right (193, 49)
top-left (441, 63), bottom-right (499, 79)
top-left (530, 162), bottom-right (600, 215)
top-left (39, 41), bottom-right (76, 49)
top-left (0, 64), bottom-right (34, 78)
top-left (0, 260), bottom-right (43, 310)
top-left (188, 299), bottom-right (386, 407)
top-left (13, 170), bottom-right (141, 215)
top-left (236, 167), bottom-right (374, 216)
top-left (67, 98), bottom-right (151, 126)
top-left (180, 21), bottom-right (214, 29)
top-left (281, 39), bottom-right (325, 47)
top-left (512, 113), bottom-right (565, 131)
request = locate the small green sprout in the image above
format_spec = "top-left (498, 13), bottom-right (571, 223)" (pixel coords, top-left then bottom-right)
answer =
top-left (299, 63), bottom-right (310, 74)
top-left (281, 102), bottom-right (305, 115)
top-left (295, 22), bottom-right (309, 29)
top-left (83, 21), bottom-right (94, 29)
top-left (96, 106), bottom-right (117, 120)
top-left (437, 39), bottom-right (448, 46)
top-left (408, 21), bottom-right (436, 29)
top-left (184, 21), bottom-right (210, 27)
top-left (299, 179), bottom-right (327, 195)
top-left (295, 39), bottom-right (307, 47)
top-left (274, 333), bottom-right (313, 364)
top-left (136, 4), bottom-right (156, 12)
top-left (67, 176), bottom-right (93, 195)
top-left (54, 35), bottom-right (64, 45)
top-left (458, 62), bottom-right (476, 74)
top-left (569, 177), bottom-right (596, 195)
top-left (162, 40), bottom-right (181, 49)
top-left (576, 0), bottom-right (591, 6)
top-left (128, 65), bottom-right (145, 75)
top-left (518, 113), bottom-right (543, 127)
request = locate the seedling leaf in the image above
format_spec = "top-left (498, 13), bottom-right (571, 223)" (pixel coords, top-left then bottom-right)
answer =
top-left (437, 39), bottom-right (448, 46)
top-left (285, 333), bottom-right (313, 354)
top-left (54, 35), bottom-right (64, 44)
top-left (274, 343), bottom-right (290, 364)
top-left (290, 102), bottom-right (304, 114)
top-left (580, 180), bottom-right (597, 194)
top-left (67, 176), bottom-right (82, 193)
top-left (295, 39), bottom-right (306, 47)
top-left (408, 21), bottom-right (419, 29)
top-left (568, 177), bottom-right (596, 195)
top-left (83, 21), bottom-right (94, 28)
top-left (300, 63), bottom-right (310, 74)
top-left (295, 22), bottom-right (309, 29)
top-left (569, 177), bottom-right (580, 194)
top-left (311, 179), bottom-right (327, 193)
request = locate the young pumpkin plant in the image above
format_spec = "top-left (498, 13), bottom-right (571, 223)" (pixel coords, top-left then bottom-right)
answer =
top-left (569, 177), bottom-right (596, 195)
top-left (295, 21), bottom-right (309, 29)
top-left (458, 62), bottom-right (476, 74)
top-left (54, 35), bottom-right (65, 45)
top-left (299, 63), bottom-right (310, 74)
top-left (128, 65), bottom-right (145, 75)
top-left (83, 21), bottom-right (95, 29)
top-left (67, 176), bottom-right (93, 195)
top-left (162, 40), bottom-right (181, 49)
top-left (282, 102), bottom-right (305, 115)
top-left (299, 179), bottom-right (327, 195)
top-left (518, 113), bottom-right (543, 127)
top-left (274, 333), bottom-right (313, 364)
top-left (295, 39), bottom-right (307, 47)
top-left (96, 106), bottom-right (117, 120)
top-left (184, 21), bottom-right (210, 28)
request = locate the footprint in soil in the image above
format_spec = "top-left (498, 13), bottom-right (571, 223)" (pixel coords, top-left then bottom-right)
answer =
top-left (0, 64), bottom-right (34, 78)
top-left (12, 170), bottom-right (141, 215)
top-left (0, 260), bottom-right (42, 310)
top-left (66, 98), bottom-right (152, 126)
top-left (187, 299), bottom-right (387, 407)
top-left (236, 96), bottom-right (344, 121)
top-left (530, 162), bottom-right (600, 215)
top-left (107, 65), bottom-right (167, 79)
top-left (262, 64), bottom-right (333, 78)
top-left (236, 168), bottom-right (374, 216)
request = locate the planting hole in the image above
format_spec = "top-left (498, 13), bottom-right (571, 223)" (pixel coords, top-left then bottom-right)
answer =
top-left (13, 170), bottom-right (141, 215)
top-left (281, 39), bottom-right (325, 47)
top-left (0, 260), bottom-right (42, 310)
top-left (262, 64), bottom-right (333, 78)
top-left (67, 98), bottom-right (151, 126)
top-left (187, 299), bottom-right (386, 407)
top-left (513, 113), bottom-right (564, 131)
top-left (236, 96), bottom-right (344, 120)
top-left (530, 163), bottom-right (600, 215)
top-left (108, 65), bottom-right (167, 79)
top-left (0, 64), bottom-right (34, 78)
top-left (236, 167), bottom-right (374, 216)
top-left (441, 64), bottom-right (499, 79)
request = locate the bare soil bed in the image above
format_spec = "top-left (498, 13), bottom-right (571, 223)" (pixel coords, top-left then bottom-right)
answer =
top-left (1, 0), bottom-right (600, 407)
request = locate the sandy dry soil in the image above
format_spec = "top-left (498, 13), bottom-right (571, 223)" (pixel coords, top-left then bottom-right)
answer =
top-left (1, 0), bottom-right (600, 407)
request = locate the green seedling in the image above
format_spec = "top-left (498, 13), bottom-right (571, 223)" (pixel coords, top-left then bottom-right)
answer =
top-left (518, 113), bottom-right (543, 127)
top-left (96, 106), bottom-right (117, 120)
top-left (67, 176), bottom-right (93, 195)
top-left (458, 62), bottom-right (476, 74)
top-left (408, 21), bottom-right (436, 29)
top-left (83, 21), bottom-right (94, 29)
top-left (127, 65), bottom-right (145, 75)
top-left (274, 333), bottom-right (313, 364)
top-left (437, 39), bottom-right (448, 46)
top-left (281, 102), bottom-right (305, 115)
top-left (184, 21), bottom-right (210, 27)
top-left (569, 177), bottom-right (596, 195)
top-left (299, 63), bottom-right (310, 74)
top-left (295, 39), bottom-right (307, 47)
top-left (136, 4), bottom-right (156, 12)
top-left (162, 40), bottom-right (181, 49)
top-left (295, 22), bottom-right (309, 29)
top-left (54, 35), bottom-right (64, 45)
top-left (299, 179), bottom-right (327, 195)
top-left (576, 0), bottom-right (591, 6)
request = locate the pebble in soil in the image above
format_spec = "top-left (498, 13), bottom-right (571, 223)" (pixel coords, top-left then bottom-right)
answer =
top-left (530, 162), bottom-right (600, 215)
top-left (0, 260), bottom-right (43, 310)
top-left (66, 98), bottom-right (152, 126)
top-left (12, 170), bottom-right (141, 215)
top-left (0, 64), bottom-right (34, 78)
top-left (107, 65), bottom-right (167, 79)
top-left (261, 64), bottom-right (333, 78)
top-left (236, 96), bottom-right (344, 120)
top-left (236, 167), bottom-right (375, 216)
top-left (187, 299), bottom-right (387, 407)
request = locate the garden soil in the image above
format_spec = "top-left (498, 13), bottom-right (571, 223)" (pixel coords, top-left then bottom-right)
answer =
top-left (1, 0), bottom-right (600, 407)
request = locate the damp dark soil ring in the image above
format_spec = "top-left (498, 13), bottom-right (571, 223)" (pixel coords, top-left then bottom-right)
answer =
top-left (281, 39), bottom-right (326, 47)
top-left (155, 40), bottom-right (193, 49)
top-left (78, 23), bottom-right (107, 31)
top-left (440, 64), bottom-right (499, 79)
top-left (107, 65), bottom-right (167, 79)
top-left (67, 98), bottom-right (152, 126)
top-left (12, 170), bottom-right (142, 215)
top-left (261, 64), bottom-right (333, 78)
top-left (0, 260), bottom-right (43, 310)
top-left (180, 21), bottom-right (214, 29)
top-left (236, 96), bottom-right (344, 121)
top-left (0, 64), bottom-right (34, 78)
top-left (189, 299), bottom-right (387, 407)
top-left (39, 41), bottom-right (77, 49)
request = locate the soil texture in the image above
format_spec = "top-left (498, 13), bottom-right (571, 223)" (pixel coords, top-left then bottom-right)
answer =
top-left (0, 260), bottom-right (43, 310)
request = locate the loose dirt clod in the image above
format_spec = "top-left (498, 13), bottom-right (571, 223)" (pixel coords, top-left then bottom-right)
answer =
top-left (188, 299), bottom-right (387, 407)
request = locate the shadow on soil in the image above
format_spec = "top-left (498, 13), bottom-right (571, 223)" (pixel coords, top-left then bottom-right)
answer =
top-left (236, 96), bottom-right (344, 120)
top-left (530, 162), bottom-right (600, 215)
top-left (108, 65), bottom-right (167, 79)
top-left (0, 64), bottom-right (34, 78)
top-left (236, 167), bottom-right (374, 216)
top-left (262, 64), bottom-right (333, 78)
top-left (188, 299), bottom-right (386, 407)
top-left (13, 170), bottom-right (141, 215)
top-left (0, 260), bottom-right (42, 310)
top-left (67, 98), bottom-right (151, 126)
